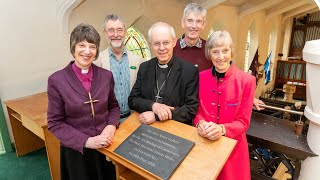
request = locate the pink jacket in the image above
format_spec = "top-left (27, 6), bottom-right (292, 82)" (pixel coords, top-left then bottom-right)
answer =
top-left (194, 63), bottom-right (256, 180)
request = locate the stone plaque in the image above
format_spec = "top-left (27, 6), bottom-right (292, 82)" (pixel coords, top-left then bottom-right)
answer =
top-left (114, 124), bottom-right (195, 180)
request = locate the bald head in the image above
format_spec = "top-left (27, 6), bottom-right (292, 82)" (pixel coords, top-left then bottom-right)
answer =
top-left (148, 22), bottom-right (176, 42)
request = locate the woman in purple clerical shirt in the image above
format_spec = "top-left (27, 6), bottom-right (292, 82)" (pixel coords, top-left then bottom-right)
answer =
top-left (47, 23), bottom-right (120, 180)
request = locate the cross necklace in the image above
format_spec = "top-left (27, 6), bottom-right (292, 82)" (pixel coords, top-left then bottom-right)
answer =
top-left (155, 64), bottom-right (172, 102)
top-left (84, 92), bottom-right (99, 117)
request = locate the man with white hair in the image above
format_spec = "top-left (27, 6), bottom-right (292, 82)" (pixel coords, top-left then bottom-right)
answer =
top-left (174, 3), bottom-right (211, 72)
top-left (129, 22), bottom-right (199, 125)
top-left (175, 2), bottom-right (264, 111)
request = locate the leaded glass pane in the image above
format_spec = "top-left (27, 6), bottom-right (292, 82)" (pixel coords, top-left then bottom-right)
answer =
top-left (125, 27), bottom-right (151, 59)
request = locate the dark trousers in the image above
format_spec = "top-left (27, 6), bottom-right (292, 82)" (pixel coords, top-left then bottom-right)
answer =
top-left (60, 145), bottom-right (116, 180)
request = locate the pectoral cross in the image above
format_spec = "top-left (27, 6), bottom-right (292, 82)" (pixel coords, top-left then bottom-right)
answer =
top-left (155, 91), bottom-right (162, 102)
top-left (84, 92), bottom-right (99, 117)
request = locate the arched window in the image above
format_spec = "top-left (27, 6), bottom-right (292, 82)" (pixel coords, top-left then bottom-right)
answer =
top-left (208, 28), bottom-right (214, 38)
top-left (125, 26), bottom-right (151, 60)
top-left (244, 30), bottom-right (251, 72)
top-left (267, 25), bottom-right (277, 80)
top-left (244, 21), bottom-right (258, 73)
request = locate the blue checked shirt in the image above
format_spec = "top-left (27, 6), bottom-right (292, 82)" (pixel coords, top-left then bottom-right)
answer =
top-left (179, 34), bottom-right (202, 49)
top-left (109, 48), bottom-right (130, 115)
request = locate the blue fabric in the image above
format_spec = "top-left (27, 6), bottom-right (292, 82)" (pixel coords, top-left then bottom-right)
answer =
top-left (109, 48), bottom-right (130, 114)
top-left (264, 52), bottom-right (272, 85)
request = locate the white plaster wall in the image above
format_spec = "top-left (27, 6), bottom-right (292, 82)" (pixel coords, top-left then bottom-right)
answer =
top-left (68, 0), bottom-right (189, 52)
top-left (0, 0), bottom-right (68, 141)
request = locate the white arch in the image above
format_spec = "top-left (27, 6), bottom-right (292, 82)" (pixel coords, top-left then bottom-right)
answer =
top-left (56, 0), bottom-right (84, 33)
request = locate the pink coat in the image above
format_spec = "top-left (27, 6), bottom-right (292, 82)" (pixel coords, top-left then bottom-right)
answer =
top-left (194, 63), bottom-right (256, 180)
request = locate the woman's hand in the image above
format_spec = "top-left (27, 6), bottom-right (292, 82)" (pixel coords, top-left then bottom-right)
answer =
top-left (85, 133), bottom-right (112, 149)
top-left (197, 120), bottom-right (223, 140)
top-left (100, 124), bottom-right (116, 145)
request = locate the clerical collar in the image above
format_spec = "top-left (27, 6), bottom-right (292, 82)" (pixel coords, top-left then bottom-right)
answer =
top-left (81, 69), bottom-right (89, 74)
top-left (157, 58), bottom-right (173, 69)
top-left (71, 62), bottom-right (93, 81)
top-left (157, 63), bottom-right (168, 68)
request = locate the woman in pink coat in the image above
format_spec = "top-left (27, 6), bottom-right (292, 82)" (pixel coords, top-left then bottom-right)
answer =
top-left (194, 31), bottom-right (256, 180)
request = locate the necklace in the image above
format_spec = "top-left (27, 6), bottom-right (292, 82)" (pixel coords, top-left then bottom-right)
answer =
top-left (155, 66), bottom-right (172, 102)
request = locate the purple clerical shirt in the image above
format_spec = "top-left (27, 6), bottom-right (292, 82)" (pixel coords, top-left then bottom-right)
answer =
top-left (71, 63), bottom-right (93, 92)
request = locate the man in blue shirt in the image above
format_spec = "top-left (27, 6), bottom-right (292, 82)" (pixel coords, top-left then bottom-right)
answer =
top-left (96, 14), bottom-right (144, 123)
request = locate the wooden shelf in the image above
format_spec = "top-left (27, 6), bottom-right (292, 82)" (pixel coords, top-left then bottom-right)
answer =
top-left (119, 168), bottom-right (147, 180)
top-left (11, 113), bottom-right (21, 122)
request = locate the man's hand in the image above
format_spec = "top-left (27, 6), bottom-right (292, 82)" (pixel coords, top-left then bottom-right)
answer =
top-left (152, 102), bottom-right (175, 121)
top-left (253, 98), bottom-right (265, 111)
top-left (139, 111), bottom-right (156, 125)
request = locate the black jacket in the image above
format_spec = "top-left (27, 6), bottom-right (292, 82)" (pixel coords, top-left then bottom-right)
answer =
top-left (128, 56), bottom-right (199, 125)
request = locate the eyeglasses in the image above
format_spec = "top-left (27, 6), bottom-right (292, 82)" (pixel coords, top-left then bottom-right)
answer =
top-left (185, 19), bottom-right (203, 25)
top-left (106, 28), bottom-right (124, 34)
top-left (151, 41), bottom-right (172, 48)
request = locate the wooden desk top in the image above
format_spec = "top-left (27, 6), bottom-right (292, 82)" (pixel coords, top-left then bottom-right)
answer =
top-left (98, 112), bottom-right (237, 180)
top-left (4, 92), bottom-right (48, 128)
top-left (247, 112), bottom-right (317, 160)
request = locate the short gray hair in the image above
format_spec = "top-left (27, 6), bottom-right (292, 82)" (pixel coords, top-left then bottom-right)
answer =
top-left (102, 14), bottom-right (126, 31)
top-left (205, 31), bottom-right (234, 60)
top-left (182, 3), bottom-right (207, 22)
top-left (148, 22), bottom-right (176, 42)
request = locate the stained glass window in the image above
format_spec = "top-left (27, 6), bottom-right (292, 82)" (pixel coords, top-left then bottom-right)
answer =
top-left (125, 27), bottom-right (151, 60)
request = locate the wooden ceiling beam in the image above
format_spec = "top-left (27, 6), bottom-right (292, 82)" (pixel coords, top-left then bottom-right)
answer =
top-left (239, 0), bottom-right (283, 18)
top-left (282, 4), bottom-right (318, 23)
top-left (194, 0), bottom-right (227, 9)
top-left (266, 0), bottom-right (312, 20)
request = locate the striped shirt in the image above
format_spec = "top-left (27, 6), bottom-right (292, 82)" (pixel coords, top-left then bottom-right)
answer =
top-left (109, 48), bottom-right (130, 115)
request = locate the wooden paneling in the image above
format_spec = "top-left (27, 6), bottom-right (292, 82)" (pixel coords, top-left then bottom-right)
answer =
top-left (289, 12), bottom-right (320, 59)
top-left (275, 60), bottom-right (306, 100)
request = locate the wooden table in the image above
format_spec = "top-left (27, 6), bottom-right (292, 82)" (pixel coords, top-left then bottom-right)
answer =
top-left (4, 92), bottom-right (236, 180)
top-left (4, 92), bottom-right (60, 180)
top-left (98, 112), bottom-right (237, 180)
top-left (247, 112), bottom-right (317, 179)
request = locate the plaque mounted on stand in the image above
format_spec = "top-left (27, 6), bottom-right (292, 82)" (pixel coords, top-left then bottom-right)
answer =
top-left (114, 124), bottom-right (194, 180)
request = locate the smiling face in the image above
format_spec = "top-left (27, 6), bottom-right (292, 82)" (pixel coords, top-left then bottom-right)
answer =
top-left (149, 24), bottom-right (176, 64)
top-left (104, 19), bottom-right (126, 48)
top-left (210, 45), bottom-right (232, 73)
top-left (181, 11), bottom-right (206, 42)
top-left (73, 40), bottom-right (97, 69)
top-left (205, 31), bottom-right (234, 73)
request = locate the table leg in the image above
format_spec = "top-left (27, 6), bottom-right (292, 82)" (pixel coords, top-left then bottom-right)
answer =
top-left (44, 128), bottom-right (60, 180)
